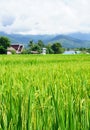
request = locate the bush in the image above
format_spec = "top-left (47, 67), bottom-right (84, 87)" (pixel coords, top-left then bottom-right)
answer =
top-left (0, 46), bottom-right (7, 54)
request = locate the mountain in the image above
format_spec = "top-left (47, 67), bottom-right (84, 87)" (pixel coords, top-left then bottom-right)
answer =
top-left (67, 32), bottom-right (90, 41)
top-left (0, 31), bottom-right (90, 48)
top-left (0, 32), bottom-right (55, 47)
top-left (48, 34), bottom-right (90, 48)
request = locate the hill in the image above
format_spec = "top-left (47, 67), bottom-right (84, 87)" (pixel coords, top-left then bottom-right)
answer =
top-left (48, 34), bottom-right (90, 48)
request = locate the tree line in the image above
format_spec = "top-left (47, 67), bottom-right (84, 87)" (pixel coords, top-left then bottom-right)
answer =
top-left (23, 40), bottom-right (65, 54)
top-left (0, 36), bottom-right (90, 54)
top-left (0, 36), bottom-right (64, 54)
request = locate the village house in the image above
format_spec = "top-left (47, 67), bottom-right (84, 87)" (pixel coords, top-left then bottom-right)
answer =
top-left (7, 44), bottom-right (24, 54)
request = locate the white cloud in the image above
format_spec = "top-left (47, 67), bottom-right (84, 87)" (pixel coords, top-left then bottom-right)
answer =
top-left (0, 0), bottom-right (90, 34)
top-left (1, 15), bottom-right (15, 27)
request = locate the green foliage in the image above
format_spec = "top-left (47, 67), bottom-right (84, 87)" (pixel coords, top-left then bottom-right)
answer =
top-left (0, 36), bottom-right (10, 49)
top-left (21, 48), bottom-right (29, 54)
top-left (0, 46), bottom-right (7, 54)
top-left (37, 40), bottom-right (44, 48)
top-left (37, 40), bottom-right (45, 53)
top-left (10, 50), bottom-right (16, 54)
top-left (46, 43), bottom-right (54, 54)
top-left (0, 36), bottom-right (10, 54)
top-left (28, 40), bottom-right (64, 54)
top-left (51, 42), bottom-right (64, 54)
top-left (87, 48), bottom-right (90, 53)
top-left (28, 40), bottom-right (34, 50)
top-left (32, 44), bottom-right (41, 52)
top-left (79, 48), bottom-right (86, 51)
top-left (46, 42), bottom-right (64, 54)
top-left (28, 40), bottom-right (44, 54)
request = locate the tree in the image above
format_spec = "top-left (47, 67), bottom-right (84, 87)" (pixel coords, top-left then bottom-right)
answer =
top-left (79, 48), bottom-right (86, 51)
top-left (32, 44), bottom-right (41, 52)
top-left (0, 36), bottom-right (10, 49)
top-left (0, 46), bottom-right (7, 54)
top-left (87, 48), bottom-right (90, 53)
top-left (46, 43), bottom-right (54, 54)
top-left (37, 40), bottom-right (44, 47)
top-left (28, 40), bottom-right (64, 54)
top-left (37, 40), bottom-right (44, 53)
top-left (51, 42), bottom-right (64, 54)
top-left (28, 40), bottom-right (44, 54)
top-left (28, 40), bottom-right (34, 51)
top-left (0, 36), bottom-right (10, 54)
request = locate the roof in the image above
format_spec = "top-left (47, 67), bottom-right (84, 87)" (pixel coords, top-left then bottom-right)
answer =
top-left (11, 45), bottom-right (19, 50)
top-left (11, 44), bottom-right (24, 52)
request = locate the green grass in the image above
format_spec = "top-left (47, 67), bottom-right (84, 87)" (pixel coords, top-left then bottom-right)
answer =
top-left (0, 54), bottom-right (90, 130)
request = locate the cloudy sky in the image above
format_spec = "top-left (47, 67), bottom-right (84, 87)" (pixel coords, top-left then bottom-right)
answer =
top-left (0, 0), bottom-right (90, 34)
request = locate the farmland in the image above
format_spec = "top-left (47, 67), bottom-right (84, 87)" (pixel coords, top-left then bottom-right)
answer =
top-left (0, 54), bottom-right (90, 130)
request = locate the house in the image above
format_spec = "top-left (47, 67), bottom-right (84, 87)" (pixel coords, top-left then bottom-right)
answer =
top-left (63, 50), bottom-right (81, 55)
top-left (11, 44), bottom-right (24, 54)
top-left (7, 44), bottom-right (24, 54)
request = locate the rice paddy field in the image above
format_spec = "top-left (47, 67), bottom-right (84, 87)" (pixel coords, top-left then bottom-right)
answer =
top-left (0, 54), bottom-right (90, 130)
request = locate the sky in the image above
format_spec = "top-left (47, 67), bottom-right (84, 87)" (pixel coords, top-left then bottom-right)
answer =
top-left (0, 0), bottom-right (90, 34)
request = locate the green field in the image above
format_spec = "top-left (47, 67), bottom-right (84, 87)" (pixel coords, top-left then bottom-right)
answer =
top-left (0, 54), bottom-right (90, 130)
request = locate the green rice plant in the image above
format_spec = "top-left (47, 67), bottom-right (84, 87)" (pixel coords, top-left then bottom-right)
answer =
top-left (0, 54), bottom-right (90, 130)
